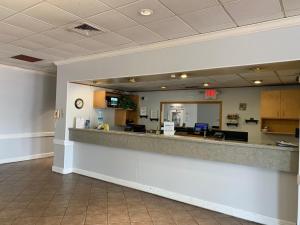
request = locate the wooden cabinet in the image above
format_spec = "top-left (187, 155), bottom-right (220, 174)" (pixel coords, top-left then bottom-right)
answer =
top-left (261, 90), bottom-right (281, 118)
top-left (280, 89), bottom-right (300, 119)
top-left (114, 95), bottom-right (139, 126)
top-left (93, 90), bottom-right (106, 109)
top-left (261, 89), bottom-right (300, 135)
top-left (93, 90), bottom-right (139, 126)
top-left (115, 109), bottom-right (127, 126)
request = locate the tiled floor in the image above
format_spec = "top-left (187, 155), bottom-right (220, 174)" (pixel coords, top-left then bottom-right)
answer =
top-left (0, 158), bottom-right (259, 225)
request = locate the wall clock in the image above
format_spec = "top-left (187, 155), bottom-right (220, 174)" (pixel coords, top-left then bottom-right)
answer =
top-left (75, 98), bottom-right (84, 109)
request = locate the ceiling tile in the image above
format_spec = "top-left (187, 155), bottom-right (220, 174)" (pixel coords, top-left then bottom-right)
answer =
top-left (87, 9), bottom-right (137, 31)
top-left (239, 71), bottom-right (281, 84)
top-left (239, 71), bottom-right (278, 79)
top-left (92, 32), bottom-right (132, 46)
top-left (221, 0), bottom-right (283, 26)
top-left (276, 69), bottom-right (300, 76)
top-left (117, 0), bottom-right (175, 24)
top-left (0, 49), bottom-right (16, 58)
top-left (279, 75), bottom-right (298, 84)
top-left (0, 5), bottom-right (15, 20)
top-left (111, 42), bottom-right (138, 50)
top-left (55, 44), bottom-right (92, 56)
top-left (101, 0), bottom-right (138, 8)
top-left (144, 16), bottom-right (197, 39)
top-left (180, 5), bottom-right (236, 33)
top-left (0, 44), bottom-right (31, 54)
top-left (44, 27), bottom-right (86, 42)
top-left (0, 0), bottom-right (43, 11)
top-left (0, 33), bottom-right (18, 43)
top-left (26, 34), bottom-right (65, 48)
top-left (0, 22), bottom-right (33, 38)
top-left (37, 48), bottom-right (73, 58)
top-left (117, 25), bottom-right (165, 44)
top-left (159, 0), bottom-right (219, 15)
top-left (208, 74), bottom-right (241, 82)
top-left (75, 38), bottom-right (112, 52)
top-left (282, 0), bottom-right (300, 16)
top-left (11, 39), bottom-right (46, 50)
top-left (4, 13), bottom-right (54, 33)
top-left (47, 0), bottom-right (111, 18)
top-left (23, 2), bottom-right (80, 26)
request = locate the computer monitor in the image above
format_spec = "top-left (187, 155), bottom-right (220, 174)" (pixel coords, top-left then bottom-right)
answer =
top-left (194, 123), bottom-right (209, 133)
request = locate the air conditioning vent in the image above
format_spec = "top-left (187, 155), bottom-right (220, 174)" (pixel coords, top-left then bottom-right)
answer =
top-left (69, 23), bottom-right (103, 37)
top-left (75, 23), bottom-right (99, 31)
top-left (11, 54), bottom-right (43, 62)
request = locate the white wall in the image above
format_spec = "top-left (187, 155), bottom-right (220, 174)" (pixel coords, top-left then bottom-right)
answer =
top-left (0, 65), bottom-right (56, 163)
top-left (138, 86), bottom-right (299, 144)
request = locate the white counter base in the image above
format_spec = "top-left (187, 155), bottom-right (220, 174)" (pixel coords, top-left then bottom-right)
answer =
top-left (52, 141), bottom-right (298, 225)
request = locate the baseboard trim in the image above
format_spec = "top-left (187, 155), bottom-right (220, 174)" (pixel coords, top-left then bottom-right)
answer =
top-left (0, 132), bottom-right (54, 140)
top-left (52, 166), bottom-right (73, 174)
top-left (72, 168), bottom-right (295, 225)
top-left (0, 152), bottom-right (54, 164)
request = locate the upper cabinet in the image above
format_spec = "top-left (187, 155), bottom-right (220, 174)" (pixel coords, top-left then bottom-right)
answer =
top-left (261, 89), bottom-right (300, 135)
top-left (280, 89), bottom-right (300, 119)
top-left (93, 90), bottom-right (139, 126)
top-left (261, 89), bottom-right (300, 119)
top-left (261, 90), bottom-right (281, 118)
top-left (93, 90), bottom-right (106, 109)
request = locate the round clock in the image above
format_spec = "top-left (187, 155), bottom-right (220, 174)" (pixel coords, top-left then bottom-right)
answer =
top-left (75, 98), bottom-right (84, 109)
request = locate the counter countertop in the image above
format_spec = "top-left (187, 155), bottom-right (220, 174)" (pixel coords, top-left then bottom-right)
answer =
top-left (68, 128), bottom-right (299, 173)
top-left (72, 128), bottom-right (297, 152)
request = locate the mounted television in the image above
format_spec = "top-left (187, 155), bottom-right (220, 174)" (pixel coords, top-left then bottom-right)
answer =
top-left (106, 96), bottom-right (119, 107)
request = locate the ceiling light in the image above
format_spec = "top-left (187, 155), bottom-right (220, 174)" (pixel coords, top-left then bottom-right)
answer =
top-left (203, 83), bottom-right (209, 87)
top-left (161, 86), bottom-right (166, 89)
top-left (253, 80), bottom-right (262, 85)
top-left (139, 8), bottom-right (154, 16)
top-left (252, 67), bottom-right (262, 72)
top-left (170, 74), bottom-right (176, 78)
top-left (180, 74), bottom-right (188, 79)
top-left (129, 78), bottom-right (136, 83)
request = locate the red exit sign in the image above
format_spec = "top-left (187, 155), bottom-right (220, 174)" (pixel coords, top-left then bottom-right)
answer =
top-left (204, 89), bottom-right (217, 99)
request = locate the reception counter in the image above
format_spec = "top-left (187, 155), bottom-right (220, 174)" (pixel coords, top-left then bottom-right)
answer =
top-left (69, 128), bottom-right (298, 173)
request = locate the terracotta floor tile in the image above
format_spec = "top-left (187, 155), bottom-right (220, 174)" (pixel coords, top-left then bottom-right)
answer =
top-left (35, 216), bottom-right (63, 225)
top-left (0, 158), bottom-right (261, 225)
top-left (61, 215), bottom-right (86, 225)
top-left (85, 213), bottom-right (107, 225)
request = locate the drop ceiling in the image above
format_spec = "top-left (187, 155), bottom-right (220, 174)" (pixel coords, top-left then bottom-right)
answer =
top-left (0, 0), bottom-right (299, 74)
top-left (74, 61), bottom-right (300, 91)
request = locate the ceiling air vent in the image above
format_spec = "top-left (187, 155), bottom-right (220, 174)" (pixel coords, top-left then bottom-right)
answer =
top-left (11, 55), bottom-right (43, 62)
top-left (69, 23), bottom-right (102, 37)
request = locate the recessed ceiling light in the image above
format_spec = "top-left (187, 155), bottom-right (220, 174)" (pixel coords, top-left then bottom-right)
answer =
top-left (180, 74), bottom-right (188, 79)
top-left (170, 74), bottom-right (176, 78)
top-left (203, 83), bottom-right (209, 87)
top-left (253, 80), bottom-right (262, 85)
top-left (252, 67), bottom-right (262, 72)
top-left (161, 86), bottom-right (166, 89)
top-left (139, 8), bottom-right (154, 16)
top-left (129, 78), bottom-right (136, 83)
